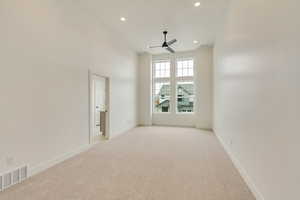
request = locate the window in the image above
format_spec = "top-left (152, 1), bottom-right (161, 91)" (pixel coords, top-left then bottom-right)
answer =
top-left (177, 60), bottom-right (194, 77)
top-left (176, 59), bottom-right (194, 113)
top-left (153, 61), bottom-right (171, 113)
top-left (152, 57), bottom-right (195, 114)
top-left (154, 61), bottom-right (170, 78)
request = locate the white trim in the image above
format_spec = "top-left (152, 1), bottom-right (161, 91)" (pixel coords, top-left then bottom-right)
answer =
top-left (23, 127), bottom-right (134, 180)
top-left (29, 144), bottom-right (94, 177)
top-left (151, 124), bottom-right (195, 128)
top-left (151, 53), bottom-right (197, 126)
top-left (107, 125), bottom-right (137, 140)
top-left (195, 123), bottom-right (212, 131)
top-left (89, 71), bottom-right (111, 143)
top-left (152, 59), bottom-right (172, 114)
top-left (215, 133), bottom-right (265, 200)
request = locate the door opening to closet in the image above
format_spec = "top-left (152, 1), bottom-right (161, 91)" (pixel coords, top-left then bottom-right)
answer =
top-left (89, 73), bottom-right (110, 143)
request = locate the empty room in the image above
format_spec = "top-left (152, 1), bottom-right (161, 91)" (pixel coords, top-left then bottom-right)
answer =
top-left (0, 0), bottom-right (299, 200)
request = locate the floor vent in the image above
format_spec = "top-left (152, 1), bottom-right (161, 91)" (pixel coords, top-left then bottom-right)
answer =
top-left (0, 165), bottom-right (28, 192)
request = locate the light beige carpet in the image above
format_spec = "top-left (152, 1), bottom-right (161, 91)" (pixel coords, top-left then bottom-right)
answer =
top-left (0, 126), bottom-right (255, 200)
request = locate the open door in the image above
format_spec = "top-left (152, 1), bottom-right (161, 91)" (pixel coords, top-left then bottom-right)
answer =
top-left (89, 73), bottom-right (109, 144)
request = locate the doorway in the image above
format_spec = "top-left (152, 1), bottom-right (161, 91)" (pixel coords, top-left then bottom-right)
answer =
top-left (89, 73), bottom-right (110, 144)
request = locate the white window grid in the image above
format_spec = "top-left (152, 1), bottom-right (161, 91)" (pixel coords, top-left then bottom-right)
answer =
top-left (176, 59), bottom-right (194, 78)
top-left (153, 60), bottom-right (171, 113)
top-left (175, 59), bottom-right (195, 113)
top-left (152, 58), bottom-right (196, 114)
top-left (154, 61), bottom-right (170, 78)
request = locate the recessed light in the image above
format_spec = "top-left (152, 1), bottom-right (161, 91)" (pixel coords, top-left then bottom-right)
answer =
top-left (194, 2), bottom-right (201, 7)
top-left (120, 17), bottom-right (126, 22)
top-left (193, 40), bottom-right (199, 44)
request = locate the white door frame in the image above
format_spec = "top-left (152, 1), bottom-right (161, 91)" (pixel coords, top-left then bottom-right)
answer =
top-left (89, 71), bottom-right (110, 144)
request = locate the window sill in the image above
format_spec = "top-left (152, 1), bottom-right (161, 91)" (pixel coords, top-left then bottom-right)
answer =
top-left (176, 112), bottom-right (195, 115)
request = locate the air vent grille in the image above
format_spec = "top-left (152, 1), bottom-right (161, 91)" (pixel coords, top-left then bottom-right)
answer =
top-left (12, 170), bottom-right (20, 184)
top-left (3, 173), bottom-right (12, 189)
top-left (0, 165), bottom-right (28, 192)
top-left (20, 166), bottom-right (27, 181)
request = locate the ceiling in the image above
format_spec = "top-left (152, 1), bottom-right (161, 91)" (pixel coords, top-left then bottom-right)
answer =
top-left (85, 0), bottom-right (229, 54)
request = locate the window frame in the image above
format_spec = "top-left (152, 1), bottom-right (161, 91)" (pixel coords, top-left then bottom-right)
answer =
top-left (152, 56), bottom-right (196, 115)
top-left (152, 59), bottom-right (172, 114)
top-left (175, 58), bottom-right (195, 114)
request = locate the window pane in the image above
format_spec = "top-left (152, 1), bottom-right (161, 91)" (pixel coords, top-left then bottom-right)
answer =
top-left (155, 71), bottom-right (159, 78)
top-left (177, 59), bottom-right (194, 77)
top-left (165, 62), bottom-right (170, 77)
top-left (153, 82), bottom-right (171, 113)
top-left (177, 81), bottom-right (194, 113)
top-left (183, 68), bottom-right (188, 76)
top-left (154, 61), bottom-right (170, 78)
top-left (177, 62), bottom-right (182, 77)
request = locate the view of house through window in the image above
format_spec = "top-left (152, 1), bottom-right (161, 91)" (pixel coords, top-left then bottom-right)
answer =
top-left (176, 82), bottom-right (194, 112)
top-left (176, 59), bottom-right (194, 113)
top-left (153, 61), bottom-right (171, 113)
top-left (153, 58), bottom-right (195, 114)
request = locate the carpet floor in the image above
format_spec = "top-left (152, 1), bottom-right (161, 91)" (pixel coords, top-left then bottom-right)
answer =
top-left (0, 126), bottom-right (255, 200)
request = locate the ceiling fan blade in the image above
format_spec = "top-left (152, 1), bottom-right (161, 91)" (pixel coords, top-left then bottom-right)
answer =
top-left (148, 45), bottom-right (162, 48)
top-left (166, 47), bottom-right (175, 53)
top-left (167, 39), bottom-right (177, 46)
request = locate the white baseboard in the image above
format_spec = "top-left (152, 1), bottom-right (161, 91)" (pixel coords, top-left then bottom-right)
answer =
top-left (152, 124), bottom-right (195, 128)
top-left (29, 143), bottom-right (94, 177)
top-left (196, 126), bottom-right (213, 131)
top-left (108, 125), bottom-right (137, 140)
top-left (25, 125), bottom-right (138, 178)
top-left (215, 133), bottom-right (265, 200)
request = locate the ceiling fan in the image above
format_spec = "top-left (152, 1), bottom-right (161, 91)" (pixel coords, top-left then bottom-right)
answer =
top-left (148, 31), bottom-right (177, 53)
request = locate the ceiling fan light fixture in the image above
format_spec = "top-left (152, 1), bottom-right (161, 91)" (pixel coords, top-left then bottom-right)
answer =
top-left (148, 31), bottom-right (177, 53)
top-left (120, 17), bottom-right (126, 21)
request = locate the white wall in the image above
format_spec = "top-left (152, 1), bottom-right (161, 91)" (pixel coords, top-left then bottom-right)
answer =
top-left (0, 0), bottom-right (138, 174)
top-left (138, 47), bottom-right (213, 129)
top-left (214, 0), bottom-right (300, 199)
top-left (137, 53), bottom-right (152, 126)
top-left (195, 47), bottom-right (213, 129)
